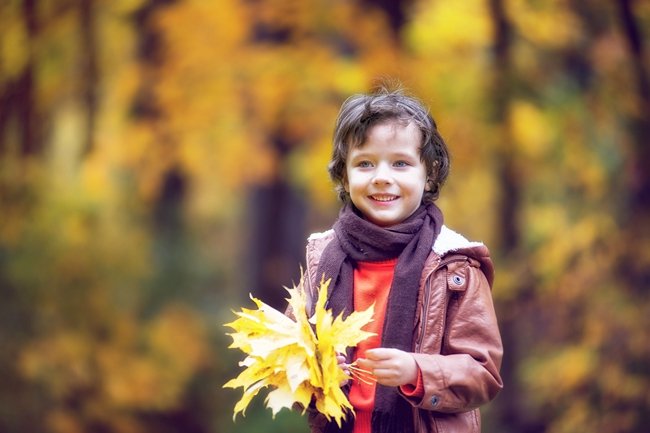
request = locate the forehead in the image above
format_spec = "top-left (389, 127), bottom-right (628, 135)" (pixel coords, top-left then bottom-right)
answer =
top-left (365, 120), bottom-right (421, 142)
top-left (349, 120), bottom-right (421, 154)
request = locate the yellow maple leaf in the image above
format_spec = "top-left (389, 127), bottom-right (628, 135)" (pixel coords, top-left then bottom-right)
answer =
top-left (224, 275), bottom-right (375, 427)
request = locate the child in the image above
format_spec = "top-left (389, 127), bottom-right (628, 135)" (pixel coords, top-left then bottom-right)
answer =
top-left (299, 87), bottom-right (503, 433)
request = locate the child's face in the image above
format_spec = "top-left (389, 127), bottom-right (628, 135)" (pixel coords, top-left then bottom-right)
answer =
top-left (344, 121), bottom-right (430, 227)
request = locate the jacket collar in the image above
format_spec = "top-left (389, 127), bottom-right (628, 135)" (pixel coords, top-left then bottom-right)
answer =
top-left (432, 226), bottom-right (484, 256)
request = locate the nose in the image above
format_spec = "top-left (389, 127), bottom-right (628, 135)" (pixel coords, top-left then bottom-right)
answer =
top-left (372, 164), bottom-right (394, 185)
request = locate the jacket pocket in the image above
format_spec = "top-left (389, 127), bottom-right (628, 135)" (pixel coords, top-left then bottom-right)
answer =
top-left (420, 409), bottom-right (480, 433)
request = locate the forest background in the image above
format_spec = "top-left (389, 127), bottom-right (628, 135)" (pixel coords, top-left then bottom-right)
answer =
top-left (1, 0), bottom-right (649, 432)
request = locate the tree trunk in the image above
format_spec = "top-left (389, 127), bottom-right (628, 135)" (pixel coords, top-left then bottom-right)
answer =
top-left (362, 0), bottom-right (413, 40)
top-left (0, 0), bottom-right (40, 156)
top-left (249, 163), bottom-right (307, 311)
top-left (487, 1), bottom-right (531, 431)
top-left (80, 0), bottom-right (98, 157)
top-left (618, 0), bottom-right (650, 214)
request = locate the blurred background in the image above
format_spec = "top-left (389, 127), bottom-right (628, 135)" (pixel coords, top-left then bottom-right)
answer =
top-left (1, 0), bottom-right (649, 432)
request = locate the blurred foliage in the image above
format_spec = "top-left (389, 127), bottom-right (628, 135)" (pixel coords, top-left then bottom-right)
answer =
top-left (1, 0), bottom-right (649, 432)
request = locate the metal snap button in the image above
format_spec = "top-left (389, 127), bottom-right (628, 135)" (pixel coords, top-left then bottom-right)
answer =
top-left (453, 275), bottom-right (463, 285)
top-left (430, 395), bottom-right (439, 407)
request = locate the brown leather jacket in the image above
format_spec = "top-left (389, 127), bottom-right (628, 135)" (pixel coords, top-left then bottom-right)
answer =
top-left (300, 225), bottom-right (503, 433)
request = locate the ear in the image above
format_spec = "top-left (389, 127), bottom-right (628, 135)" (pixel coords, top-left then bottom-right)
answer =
top-left (344, 180), bottom-right (350, 192)
top-left (424, 178), bottom-right (433, 192)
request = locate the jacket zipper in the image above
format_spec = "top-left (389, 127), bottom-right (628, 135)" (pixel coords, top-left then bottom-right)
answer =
top-left (416, 257), bottom-right (467, 351)
top-left (415, 272), bottom-right (432, 433)
top-left (417, 276), bottom-right (432, 352)
top-left (415, 256), bottom-right (468, 432)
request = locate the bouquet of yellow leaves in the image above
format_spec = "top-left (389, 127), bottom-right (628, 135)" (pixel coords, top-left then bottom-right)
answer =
top-left (223, 277), bottom-right (376, 427)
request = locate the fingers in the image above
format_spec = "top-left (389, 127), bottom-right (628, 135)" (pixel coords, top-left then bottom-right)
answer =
top-left (353, 349), bottom-right (418, 387)
top-left (337, 353), bottom-right (349, 375)
top-left (364, 347), bottom-right (396, 360)
top-left (357, 348), bottom-right (399, 367)
top-left (337, 353), bottom-right (350, 387)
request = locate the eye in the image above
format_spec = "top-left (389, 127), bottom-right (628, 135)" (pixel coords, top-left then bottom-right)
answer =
top-left (358, 161), bottom-right (372, 168)
top-left (394, 161), bottom-right (409, 167)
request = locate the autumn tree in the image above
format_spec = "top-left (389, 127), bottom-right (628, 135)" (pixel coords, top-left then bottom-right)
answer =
top-left (1, 1), bottom-right (649, 432)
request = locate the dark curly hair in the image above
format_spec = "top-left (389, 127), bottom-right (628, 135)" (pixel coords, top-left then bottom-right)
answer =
top-left (328, 86), bottom-right (450, 203)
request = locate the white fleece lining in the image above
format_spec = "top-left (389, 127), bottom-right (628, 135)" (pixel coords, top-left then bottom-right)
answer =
top-left (307, 229), bottom-right (334, 242)
top-left (432, 225), bottom-right (484, 255)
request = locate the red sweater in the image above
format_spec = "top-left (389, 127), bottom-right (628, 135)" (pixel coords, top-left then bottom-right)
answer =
top-left (349, 259), bottom-right (424, 433)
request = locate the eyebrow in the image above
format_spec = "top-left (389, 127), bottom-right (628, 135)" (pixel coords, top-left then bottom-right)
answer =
top-left (349, 150), bottom-right (419, 159)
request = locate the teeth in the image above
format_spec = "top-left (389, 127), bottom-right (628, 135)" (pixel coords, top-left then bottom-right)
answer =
top-left (372, 196), bottom-right (396, 201)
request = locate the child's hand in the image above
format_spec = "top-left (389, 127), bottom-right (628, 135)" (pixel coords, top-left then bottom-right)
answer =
top-left (337, 353), bottom-right (350, 387)
top-left (355, 348), bottom-right (418, 387)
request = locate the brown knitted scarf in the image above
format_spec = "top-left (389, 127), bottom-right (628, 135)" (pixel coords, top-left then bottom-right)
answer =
top-left (317, 201), bottom-right (443, 433)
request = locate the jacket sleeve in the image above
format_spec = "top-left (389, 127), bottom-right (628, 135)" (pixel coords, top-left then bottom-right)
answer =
top-left (399, 258), bottom-right (503, 413)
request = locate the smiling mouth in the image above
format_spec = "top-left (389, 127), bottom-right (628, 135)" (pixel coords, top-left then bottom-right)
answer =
top-left (371, 195), bottom-right (398, 202)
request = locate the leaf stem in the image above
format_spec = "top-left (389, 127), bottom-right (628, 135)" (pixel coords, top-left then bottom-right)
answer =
top-left (348, 363), bottom-right (377, 385)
